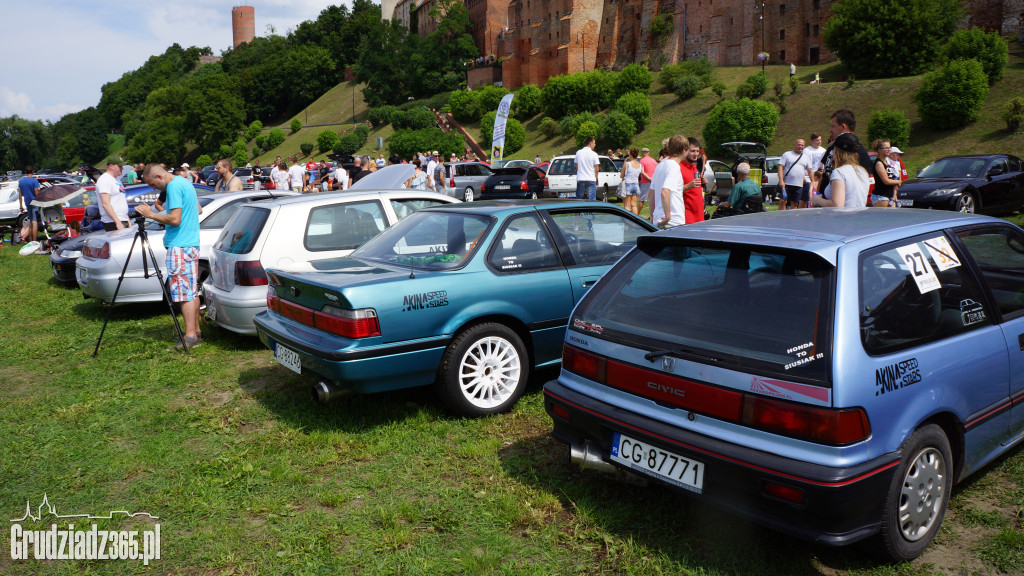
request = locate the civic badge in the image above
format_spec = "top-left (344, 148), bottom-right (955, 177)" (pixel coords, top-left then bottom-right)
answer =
top-left (289, 286), bottom-right (298, 297)
top-left (662, 357), bottom-right (675, 372)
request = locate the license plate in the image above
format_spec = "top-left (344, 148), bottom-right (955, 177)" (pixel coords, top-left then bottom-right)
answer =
top-left (610, 432), bottom-right (704, 493)
top-left (900, 199), bottom-right (913, 206)
top-left (274, 343), bottom-right (301, 374)
top-left (559, 192), bottom-right (575, 198)
top-left (205, 295), bottom-right (217, 322)
top-left (495, 185), bottom-right (511, 190)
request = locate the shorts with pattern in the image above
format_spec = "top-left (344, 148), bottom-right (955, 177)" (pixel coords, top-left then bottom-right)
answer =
top-left (166, 246), bottom-right (199, 303)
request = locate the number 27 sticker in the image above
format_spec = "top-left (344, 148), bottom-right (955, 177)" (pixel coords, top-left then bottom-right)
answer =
top-left (895, 244), bottom-right (940, 293)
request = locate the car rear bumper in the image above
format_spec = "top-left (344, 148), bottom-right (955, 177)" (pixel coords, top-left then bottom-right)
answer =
top-left (253, 310), bottom-right (450, 393)
top-left (205, 284), bottom-right (262, 336)
top-left (542, 380), bottom-right (899, 546)
top-left (76, 259), bottom-right (164, 303)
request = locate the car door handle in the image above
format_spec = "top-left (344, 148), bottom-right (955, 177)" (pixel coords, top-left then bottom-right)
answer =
top-left (581, 279), bottom-right (598, 287)
top-left (1018, 333), bottom-right (1024, 351)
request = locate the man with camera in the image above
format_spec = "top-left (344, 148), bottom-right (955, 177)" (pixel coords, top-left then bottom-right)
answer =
top-left (135, 165), bottom-right (202, 351)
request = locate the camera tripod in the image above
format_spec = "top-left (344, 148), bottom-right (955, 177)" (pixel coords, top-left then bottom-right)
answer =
top-left (92, 215), bottom-right (191, 356)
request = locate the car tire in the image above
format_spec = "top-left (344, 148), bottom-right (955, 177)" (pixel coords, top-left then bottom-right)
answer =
top-left (196, 262), bottom-right (211, 312)
top-left (463, 187), bottom-right (474, 202)
top-left (956, 192), bottom-right (976, 214)
top-left (436, 322), bottom-right (529, 417)
top-left (874, 423), bottom-right (952, 561)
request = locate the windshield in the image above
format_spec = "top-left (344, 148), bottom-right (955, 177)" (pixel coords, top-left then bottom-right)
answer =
top-left (917, 157), bottom-right (988, 178)
top-left (572, 241), bottom-right (834, 383)
top-left (352, 210), bottom-right (492, 271)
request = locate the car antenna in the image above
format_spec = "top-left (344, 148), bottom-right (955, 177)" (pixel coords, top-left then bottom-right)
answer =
top-left (409, 256), bottom-right (415, 279)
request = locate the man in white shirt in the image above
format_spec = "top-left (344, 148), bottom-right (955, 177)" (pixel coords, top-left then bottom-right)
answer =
top-left (778, 138), bottom-right (814, 209)
top-left (650, 135), bottom-right (688, 228)
top-left (269, 156), bottom-right (283, 186)
top-left (287, 158), bottom-right (305, 192)
top-left (425, 151), bottom-right (439, 192)
top-left (96, 161), bottom-right (130, 231)
top-left (334, 162), bottom-right (349, 191)
top-left (574, 137), bottom-right (600, 200)
top-left (805, 133), bottom-right (827, 195)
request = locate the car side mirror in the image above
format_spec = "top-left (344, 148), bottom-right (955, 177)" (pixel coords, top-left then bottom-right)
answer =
top-left (988, 166), bottom-right (1005, 179)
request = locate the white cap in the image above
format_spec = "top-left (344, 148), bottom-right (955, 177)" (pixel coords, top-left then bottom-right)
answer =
top-left (889, 146), bottom-right (903, 154)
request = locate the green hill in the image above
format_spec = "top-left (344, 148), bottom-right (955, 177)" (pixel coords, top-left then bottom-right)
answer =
top-left (125, 44), bottom-right (1024, 173)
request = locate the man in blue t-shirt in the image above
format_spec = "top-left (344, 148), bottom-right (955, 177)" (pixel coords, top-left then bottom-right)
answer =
top-left (136, 165), bottom-right (202, 351)
top-left (18, 166), bottom-right (41, 243)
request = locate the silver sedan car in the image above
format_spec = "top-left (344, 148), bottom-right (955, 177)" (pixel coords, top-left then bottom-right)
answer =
top-left (76, 190), bottom-right (296, 306)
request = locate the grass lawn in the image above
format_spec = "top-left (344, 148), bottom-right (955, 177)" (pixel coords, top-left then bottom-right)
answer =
top-left (0, 230), bottom-right (1022, 574)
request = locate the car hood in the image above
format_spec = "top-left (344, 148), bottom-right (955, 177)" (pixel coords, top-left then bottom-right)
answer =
top-left (898, 177), bottom-right (970, 196)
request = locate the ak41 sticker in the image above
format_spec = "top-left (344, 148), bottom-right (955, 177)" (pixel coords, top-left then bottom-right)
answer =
top-left (875, 357), bottom-right (921, 396)
top-left (402, 290), bottom-right (448, 311)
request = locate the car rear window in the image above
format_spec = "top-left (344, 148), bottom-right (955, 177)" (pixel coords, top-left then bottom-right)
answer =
top-left (573, 241), bottom-right (834, 383)
top-left (215, 206), bottom-right (270, 254)
top-left (353, 210), bottom-right (492, 271)
top-left (548, 158), bottom-right (576, 176)
top-left (305, 200), bottom-right (386, 251)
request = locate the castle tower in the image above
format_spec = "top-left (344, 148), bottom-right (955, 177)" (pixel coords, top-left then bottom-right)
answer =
top-left (232, 5), bottom-right (256, 48)
top-left (381, 0), bottom-right (400, 21)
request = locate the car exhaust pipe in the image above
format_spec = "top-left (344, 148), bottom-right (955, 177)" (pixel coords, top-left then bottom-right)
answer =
top-left (570, 441), bottom-right (648, 485)
top-left (312, 380), bottom-right (348, 404)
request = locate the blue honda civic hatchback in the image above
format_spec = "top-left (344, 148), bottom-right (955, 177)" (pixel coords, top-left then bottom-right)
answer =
top-left (543, 208), bottom-right (1024, 560)
top-left (253, 200), bottom-right (656, 416)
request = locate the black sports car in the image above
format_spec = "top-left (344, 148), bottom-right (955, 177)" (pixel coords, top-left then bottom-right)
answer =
top-left (896, 154), bottom-right (1024, 214)
top-left (479, 166), bottom-right (548, 199)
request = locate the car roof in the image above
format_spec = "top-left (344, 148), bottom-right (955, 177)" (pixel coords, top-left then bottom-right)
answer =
top-left (645, 208), bottom-right (1000, 264)
top-left (420, 198), bottom-right (628, 217)
top-left (246, 189), bottom-right (454, 209)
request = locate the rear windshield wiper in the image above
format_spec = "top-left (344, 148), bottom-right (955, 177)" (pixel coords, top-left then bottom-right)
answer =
top-left (644, 347), bottom-right (720, 364)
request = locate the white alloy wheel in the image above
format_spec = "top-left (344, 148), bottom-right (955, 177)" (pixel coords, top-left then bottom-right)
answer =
top-left (437, 322), bottom-right (529, 417)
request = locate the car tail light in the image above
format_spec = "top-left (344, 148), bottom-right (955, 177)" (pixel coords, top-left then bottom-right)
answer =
top-left (544, 176), bottom-right (549, 187)
top-left (266, 292), bottom-right (380, 338)
top-left (762, 173), bottom-right (768, 185)
top-left (480, 182), bottom-right (486, 193)
top-left (741, 395), bottom-right (870, 445)
top-left (520, 180), bottom-right (528, 191)
top-left (314, 305), bottom-right (380, 338)
top-left (561, 344), bottom-right (870, 445)
top-left (235, 260), bottom-right (268, 286)
top-left (83, 242), bottom-right (110, 259)
top-left (449, 175), bottom-right (455, 188)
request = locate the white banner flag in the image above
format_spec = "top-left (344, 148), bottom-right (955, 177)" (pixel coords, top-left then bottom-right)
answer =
top-left (490, 93), bottom-right (515, 162)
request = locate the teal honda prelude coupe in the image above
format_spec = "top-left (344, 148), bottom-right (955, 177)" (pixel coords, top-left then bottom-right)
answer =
top-left (253, 200), bottom-right (656, 416)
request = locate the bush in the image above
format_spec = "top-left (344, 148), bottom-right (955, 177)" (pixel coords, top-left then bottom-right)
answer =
top-left (659, 58), bottom-right (714, 89)
top-left (613, 92), bottom-right (652, 132)
top-left (867, 108), bottom-right (912, 149)
top-left (300, 142), bottom-right (315, 157)
top-left (1002, 97), bottom-right (1024, 133)
top-left (251, 147), bottom-right (260, 158)
top-left (265, 128), bottom-right (286, 151)
top-left (219, 144), bottom-right (233, 159)
top-left (915, 59), bottom-right (989, 129)
top-left (233, 148), bottom-right (248, 168)
top-left (942, 27), bottom-right (1009, 85)
top-left (243, 120), bottom-right (263, 142)
top-left (539, 116), bottom-right (559, 138)
top-left (316, 130), bottom-right (339, 153)
top-left (367, 105), bottom-right (398, 127)
top-left (673, 74), bottom-right (703, 101)
top-left (392, 107), bottom-right (436, 130)
top-left (448, 90), bottom-right (482, 123)
top-left (541, 74), bottom-right (583, 119)
top-left (613, 64), bottom-right (653, 100)
top-left (701, 98), bottom-right (780, 157)
top-left (569, 111), bottom-right (596, 137)
top-left (788, 76), bottom-right (799, 94)
top-left (735, 72), bottom-right (769, 100)
top-left (290, 118), bottom-right (302, 134)
top-left (353, 124), bottom-right (370, 140)
top-left (255, 134), bottom-right (269, 152)
top-left (558, 115), bottom-right (575, 139)
top-left (582, 70), bottom-right (616, 110)
top-left (575, 121), bottom-right (601, 149)
top-left (477, 85), bottom-right (511, 114)
top-left (333, 133), bottom-right (363, 155)
top-left (387, 128), bottom-right (464, 160)
top-left (599, 111), bottom-right (637, 149)
top-left (511, 84), bottom-right (542, 119)
top-left (479, 111), bottom-right (525, 155)
top-left (195, 154), bottom-right (212, 169)
top-left (711, 80), bottom-right (726, 100)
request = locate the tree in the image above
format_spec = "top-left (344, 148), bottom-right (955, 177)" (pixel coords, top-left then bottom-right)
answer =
top-left (915, 59), bottom-right (989, 129)
top-left (479, 111), bottom-right (526, 155)
top-left (181, 73), bottom-right (246, 155)
top-left (702, 99), bottom-right (779, 157)
top-left (511, 84), bottom-right (541, 119)
top-left (613, 92), bottom-right (652, 132)
top-left (612, 64), bottom-right (653, 100)
top-left (356, 19), bottom-right (413, 106)
top-left (599, 111), bottom-right (637, 149)
top-left (575, 121), bottom-right (601, 149)
top-left (823, 0), bottom-right (963, 78)
top-left (317, 130), bottom-right (339, 153)
top-left (449, 90), bottom-right (482, 123)
top-left (265, 128), bottom-right (286, 150)
top-left (244, 120), bottom-right (263, 142)
top-left (127, 84), bottom-right (188, 164)
top-left (942, 27), bottom-right (1009, 85)
top-left (290, 118), bottom-right (302, 134)
top-left (866, 109), bottom-right (911, 149)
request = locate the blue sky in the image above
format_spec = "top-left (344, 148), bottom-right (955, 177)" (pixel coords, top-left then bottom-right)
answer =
top-left (1, 0), bottom-right (353, 122)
